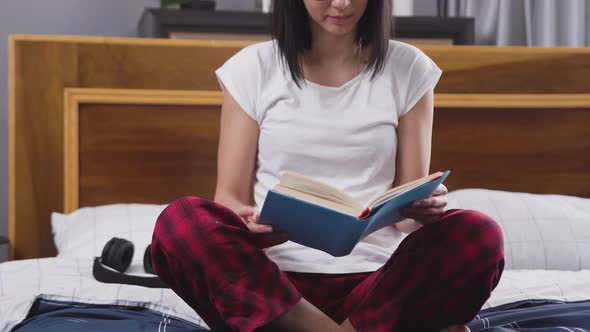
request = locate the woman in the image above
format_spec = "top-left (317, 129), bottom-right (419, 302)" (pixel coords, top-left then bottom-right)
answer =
top-left (151, 1), bottom-right (504, 331)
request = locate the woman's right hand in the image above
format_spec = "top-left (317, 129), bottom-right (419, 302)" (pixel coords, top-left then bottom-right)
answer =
top-left (235, 205), bottom-right (288, 248)
top-left (235, 205), bottom-right (267, 232)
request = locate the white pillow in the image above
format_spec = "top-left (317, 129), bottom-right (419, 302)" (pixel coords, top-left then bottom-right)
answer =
top-left (52, 203), bottom-right (167, 264)
top-left (447, 189), bottom-right (590, 271)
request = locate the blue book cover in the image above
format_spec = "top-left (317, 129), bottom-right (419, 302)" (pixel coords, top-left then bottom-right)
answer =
top-left (259, 171), bottom-right (450, 257)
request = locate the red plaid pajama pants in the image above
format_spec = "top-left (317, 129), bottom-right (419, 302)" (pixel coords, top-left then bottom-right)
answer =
top-left (151, 197), bottom-right (504, 332)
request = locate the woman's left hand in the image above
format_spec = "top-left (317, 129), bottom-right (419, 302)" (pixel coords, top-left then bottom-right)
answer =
top-left (401, 183), bottom-right (448, 225)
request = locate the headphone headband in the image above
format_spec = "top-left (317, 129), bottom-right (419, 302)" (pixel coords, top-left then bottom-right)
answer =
top-left (93, 237), bottom-right (169, 289)
top-left (92, 257), bottom-right (169, 288)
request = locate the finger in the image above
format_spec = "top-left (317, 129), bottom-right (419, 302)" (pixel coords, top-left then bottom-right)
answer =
top-left (431, 197), bottom-right (447, 209)
top-left (411, 197), bottom-right (447, 208)
top-left (410, 199), bottom-right (426, 207)
top-left (404, 207), bottom-right (445, 216)
top-left (235, 205), bottom-right (256, 217)
top-left (251, 211), bottom-right (260, 223)
top-left (246, 214), bottom-right (260, 224)
top-left (433, 184), bottom-right (448, 196)
top-left (402, 208), bottom-right (445, 222)
top-left (246, 222), bottom-right (274, 233)
top-left (415, 209), bottom-right (446, 224)
top-left (252, 232), bottom-right (289, 249)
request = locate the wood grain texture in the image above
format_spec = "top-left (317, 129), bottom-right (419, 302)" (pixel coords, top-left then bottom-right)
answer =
top-left (169, 31), bottom-right (271, 41)
top-left (9, 37), bottom-right (79, 260)
top-left (10, 35), bottom-right (590, 260)
top-left (79, 103), bottom-right (220, 208)
top-left (63, 89), bottom-right (79, 214)
top-left (426, 46), bottom-right (590, 94)
top-left (11, 36), bottom-right (240, 259)
top-left (64, 89), bottom-right (222, 213)
top-left (436, 94), bottom-right (590, 108)
top-left (431, 107), bottom-right (590, 197)
top-left (8, 36), bottom-right (16, 258)
top-left (75, 43), bottom-right (237, 90)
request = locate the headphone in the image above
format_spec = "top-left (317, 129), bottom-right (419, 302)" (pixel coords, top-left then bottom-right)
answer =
top-left (92, 237), bottom-right (169, 288)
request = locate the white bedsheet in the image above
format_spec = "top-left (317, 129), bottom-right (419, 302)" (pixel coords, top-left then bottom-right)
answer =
top-left (1, 258), bottom-right (590, 331)
top-left (0, 258), bottom-right (207, 331)
top-left (484, 269), bottom-right (590, 308)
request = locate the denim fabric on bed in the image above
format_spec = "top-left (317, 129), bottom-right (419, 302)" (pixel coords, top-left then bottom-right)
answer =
top-left (13, 298), bottom-right (590, 331)
top-left (13, 298), bottom-right (210, 332)
top-left (469, 299), bottom-right (590, 331)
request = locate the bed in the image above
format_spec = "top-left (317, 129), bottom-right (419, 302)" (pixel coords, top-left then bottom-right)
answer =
top-left (3, 35), bottom-right (590, 331)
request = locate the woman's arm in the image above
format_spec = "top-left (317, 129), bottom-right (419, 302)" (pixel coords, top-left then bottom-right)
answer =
top-left (214, 86), bottom-right (259, 213)
top-left (214, 87), bottom-right (288, 248)
top-left (392, 89), bottom-right (437, 234)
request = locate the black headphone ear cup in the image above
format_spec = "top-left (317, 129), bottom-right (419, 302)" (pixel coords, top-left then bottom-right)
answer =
top-left (101, 237), bottom-right (122, 266)
top-left (101, 238), bottom-right (116, 261)
top-left (143, 244), bottom-right (155, 275)
top-left (101, 237), bottom-right (134, 273)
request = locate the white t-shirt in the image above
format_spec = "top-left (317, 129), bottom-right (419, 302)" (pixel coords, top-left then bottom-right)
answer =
top-left (215, 40), bottom-right (442, 274)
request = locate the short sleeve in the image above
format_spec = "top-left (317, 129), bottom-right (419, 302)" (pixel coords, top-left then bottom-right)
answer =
top-left (215, 44), bottom-right (262, 122)
top-left (398, 49), bottom-right (443, 117)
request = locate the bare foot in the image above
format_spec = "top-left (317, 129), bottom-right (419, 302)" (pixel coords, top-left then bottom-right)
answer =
top-left (440, 325), bottom-right (470, 332)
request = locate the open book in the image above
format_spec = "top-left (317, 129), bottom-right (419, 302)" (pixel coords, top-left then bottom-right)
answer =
top-left (259, 170), bottom-right (450, 256)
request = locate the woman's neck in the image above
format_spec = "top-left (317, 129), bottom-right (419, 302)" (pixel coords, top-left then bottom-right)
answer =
top-left (306, 23), bottom-right (360, 66)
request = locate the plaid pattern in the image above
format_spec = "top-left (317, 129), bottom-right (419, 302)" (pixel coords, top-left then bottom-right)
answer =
top-left (151, 197), bottom-right (504, 332)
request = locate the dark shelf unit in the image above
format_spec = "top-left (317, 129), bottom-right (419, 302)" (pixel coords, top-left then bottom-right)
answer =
top-left (138, 9), bottom-right (475, 45)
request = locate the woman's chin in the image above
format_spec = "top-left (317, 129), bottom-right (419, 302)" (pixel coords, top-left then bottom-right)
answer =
top-left (322, 24), bottom-right (356, 37)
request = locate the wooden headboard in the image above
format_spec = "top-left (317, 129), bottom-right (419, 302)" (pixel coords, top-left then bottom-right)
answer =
top-left (9, 35), bottom-right (590, 260)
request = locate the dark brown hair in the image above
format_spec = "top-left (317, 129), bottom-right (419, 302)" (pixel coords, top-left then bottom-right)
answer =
top-left (272, 0), bottom-right (394, 87)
